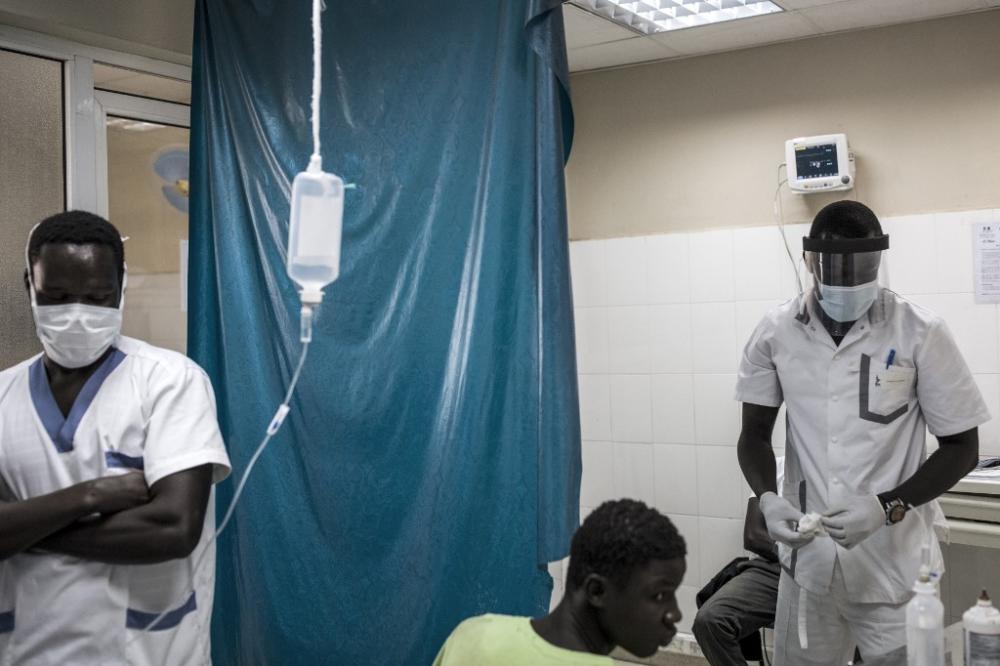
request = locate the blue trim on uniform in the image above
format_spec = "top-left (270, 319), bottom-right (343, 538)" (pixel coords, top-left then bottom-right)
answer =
top-left (126, 592), bottom-right (197, 631)
top-left (105, 451), bottom-right (144, 470)
top-left (28, 359), bottom-right (68, 451)
top-left (28, 350), bottom-right (126, 453)
top-left (0, 610), bottom-right (14, 633)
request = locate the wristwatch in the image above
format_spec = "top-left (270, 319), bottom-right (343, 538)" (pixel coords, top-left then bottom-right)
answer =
top-left (879, 496), bottom-right (908, 525)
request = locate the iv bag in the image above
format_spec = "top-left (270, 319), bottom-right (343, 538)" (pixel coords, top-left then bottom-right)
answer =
top-left (287, 169), bottom-right (344, 303)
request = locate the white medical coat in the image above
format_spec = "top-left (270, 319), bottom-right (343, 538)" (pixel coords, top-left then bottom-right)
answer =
top-left (0, 336), bottom-right (231, 665)
top-left (736, 290), bottom-right (989, 604)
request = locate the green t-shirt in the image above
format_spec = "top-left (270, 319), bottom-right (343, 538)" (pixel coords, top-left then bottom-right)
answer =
top-left (432, 614), bottom-right (614, 666)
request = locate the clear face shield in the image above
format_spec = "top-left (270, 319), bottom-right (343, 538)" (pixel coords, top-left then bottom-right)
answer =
top-left (801, 234), bottom-right (889, 333)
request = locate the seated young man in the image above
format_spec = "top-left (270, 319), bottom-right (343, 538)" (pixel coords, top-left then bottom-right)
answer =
top-left (433, 499), bottom-right (687, 665)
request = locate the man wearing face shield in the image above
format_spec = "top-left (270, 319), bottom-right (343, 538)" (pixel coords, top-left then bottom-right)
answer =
top-left (0, 211), bottom-right (231, 665)
top-left (735, 201), bottom-right (988, 664)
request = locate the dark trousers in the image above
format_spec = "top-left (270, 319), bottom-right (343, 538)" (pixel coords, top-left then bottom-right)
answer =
top-left (693, 560), bottom-right (781, 666)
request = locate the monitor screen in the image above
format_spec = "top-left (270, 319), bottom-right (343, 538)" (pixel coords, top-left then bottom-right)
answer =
top-left (794, 143), bottom-right (839, 180)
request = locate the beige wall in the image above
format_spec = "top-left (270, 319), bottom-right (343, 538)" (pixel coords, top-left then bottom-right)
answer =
top-left (566, 10), bottom-right (1000, 240)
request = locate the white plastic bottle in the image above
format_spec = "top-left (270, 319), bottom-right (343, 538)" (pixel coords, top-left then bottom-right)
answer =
top-left (287, 165), bottom-right (344, 305)
top-left (964, 590), bottom-right (1000, 666)
top-left (906, 567), bottom-right (944, 666)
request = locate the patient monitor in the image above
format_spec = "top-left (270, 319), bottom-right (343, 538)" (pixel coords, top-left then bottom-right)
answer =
top-left (785, 133), bottom-right (855, 194)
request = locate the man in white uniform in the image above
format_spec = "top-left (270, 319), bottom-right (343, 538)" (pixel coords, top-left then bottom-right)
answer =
top-left (735, 201), bottom-right (988, 664)
top-left (0, 211), bottom-right (231, 665)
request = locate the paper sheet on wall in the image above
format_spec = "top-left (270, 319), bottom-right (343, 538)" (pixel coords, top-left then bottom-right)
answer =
top-left (974, 222), bottom-right (1000, 304)
top-left (180, 240), bottom-right (188, 312)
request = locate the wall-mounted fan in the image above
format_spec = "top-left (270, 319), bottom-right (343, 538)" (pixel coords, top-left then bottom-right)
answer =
top-left (153, 147), bottom-right (189, 214)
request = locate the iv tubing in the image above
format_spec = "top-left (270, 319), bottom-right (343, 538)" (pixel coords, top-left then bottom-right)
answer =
top-left (129, 316), bottom-right (313, 638)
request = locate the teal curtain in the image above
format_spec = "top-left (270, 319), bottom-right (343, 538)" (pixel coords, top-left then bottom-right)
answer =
top-left (189, 1), bottom-right (577, 663)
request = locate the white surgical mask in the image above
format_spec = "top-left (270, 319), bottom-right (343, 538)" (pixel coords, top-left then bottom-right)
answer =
top-left (31, 298), bottom-right (123, 369)
top-left (816, 280), bottom-right (879, 323)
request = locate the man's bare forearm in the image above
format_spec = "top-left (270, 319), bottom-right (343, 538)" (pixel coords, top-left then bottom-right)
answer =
top-left (879, 428), bottom-right (979, 508)
top-left (738, 403), bottom-right (781, 497)
top-left (0, 484), bottom-right (99, 560)
top-left (39, 465), bottom-right (212, 565)
top-left (40, 503), bottom-right (197, 564)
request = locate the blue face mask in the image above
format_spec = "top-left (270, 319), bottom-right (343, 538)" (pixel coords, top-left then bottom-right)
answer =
top-left (816, 280), bottom-right (879, 323)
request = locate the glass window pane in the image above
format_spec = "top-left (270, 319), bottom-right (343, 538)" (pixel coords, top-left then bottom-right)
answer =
top-left (107, 117), bottom-right (190, 353)
top-left (0, 48), bottom-right (64, 368)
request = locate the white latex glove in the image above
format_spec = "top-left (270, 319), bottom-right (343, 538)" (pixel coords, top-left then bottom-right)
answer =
top-left (820, 495), bottom-right (885, 549)
top-left (759, 492), bottom-right (815, 549)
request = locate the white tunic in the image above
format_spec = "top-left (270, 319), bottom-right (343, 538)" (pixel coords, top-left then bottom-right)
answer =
top-left (736, 289), bottom-right (990, 604)
top-left (0, 336), bottom-right (231, 665)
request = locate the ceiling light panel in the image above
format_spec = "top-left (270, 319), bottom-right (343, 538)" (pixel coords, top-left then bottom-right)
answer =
top-left (570, 0), bottom-right (784, 34)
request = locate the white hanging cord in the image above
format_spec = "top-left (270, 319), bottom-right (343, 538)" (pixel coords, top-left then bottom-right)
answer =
top-left (308, 0), bottom-right (324, 172)
top-left (774, 163), bottom-right (803, 296)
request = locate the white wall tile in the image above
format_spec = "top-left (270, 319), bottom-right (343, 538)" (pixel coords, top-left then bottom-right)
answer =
top-left (697, 446), bottom-right (746, 520)
top-left (883, 215), bottom-right (938, 295)
top-left (548, 559), bottom-right (566, 611)
top-left (694, 374), bottom-right (740, 445)
top-left (733, 226), bottom-right (782, 302)
top-left (735, 300), bottom-right (782, 363)
top-left (777, 223), bottom-right (810, 300)
top-left (653, 444), bottom-right (698, 515)
top-left (973, 374), bottom-right (1000, 457)
top-left (581, 440), bottom-right (616, 507)
top-left (964, 209), bottom-right (1000, 223)
top-left (605, 237), bottom-right (649, 306)
top-left (570, 240), bottom-right (607, 307)
top-left (912, 293), bottom-right (999, 373)
top-left (698, 517), bottom-right (745, 587)
top-left (650, 304), bottom-right (694, 373)
top-left (648, 233), bottom-right (691, 304)
top-left (579, 374), bottom-right (612, 441)
top-left (614, 442), bottom-right (655, 505)
top-left (691, 303), bottom-right (738, 373)
top-left (574, 307), bottom-right (610, 374)
top-left (651, 374), bottom-right (696, 443)
top-left (608, 306), bottom-right (651, 374)
top-left (772, 404), bottom-right (787, 454)
top-left (926, 426), bottom-right (939, 455)
top-left (933, 212), bottom-right (975, 294)
top-left (689, 229), bottom-right (735, 303)
top-left (676, 585), bottom-right (699, 634)
top-left (668, 514), bottom-right (700, 585)
top-left (610, 375), bottom-right (653, 443)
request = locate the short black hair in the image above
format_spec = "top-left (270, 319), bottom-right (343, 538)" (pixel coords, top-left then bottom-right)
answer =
top-left (27, 211), bottom-right (125, 282)
top-left (566, 499), bottom-right (686, 590)
top-left (809, 200), bottom-right (883, 240)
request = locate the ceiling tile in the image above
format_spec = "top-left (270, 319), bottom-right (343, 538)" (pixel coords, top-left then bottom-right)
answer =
top-left (568, 37), bottom-right (681, 72)
top-left (562, 0), bottom-right (995, 72)
top-left (650, 10), bottom-right (819, 55)
top-left (799, 0), bottom-right (988, 32)
top-left (563, 3), bottom-right (637, 50)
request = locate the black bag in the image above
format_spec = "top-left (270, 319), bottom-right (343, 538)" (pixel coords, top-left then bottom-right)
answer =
top-left (695, 558), bottom-right (764, 662)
